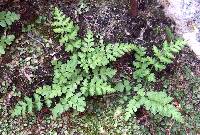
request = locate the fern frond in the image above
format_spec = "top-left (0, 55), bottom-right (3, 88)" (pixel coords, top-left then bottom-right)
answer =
top-left (52, 93), bottom-right (86, 118)
top-left (133, 39), bottom-right (186, 82)
top-left (0, 11), bottom-right (20, 27)
top-left (125, 85), bottom-right (183, 122)
top-left (52, 7), bottom-right (80, 52)
top-left (0, 35), bottom-right (15, 55)
top-left (78, 36), bottom-right (136, 72)
top-left (93, 67), bottom-right (116, 81)
top-left (36, 71), bottom-right (83, 99)
top-left (81, 76), bottom-right (115, 96)
top-left (105, 43), bottom-right (136, 61)
top-left (81, 30), bottom-right (95, 52)
top-left (52, 54), bottom-right (79, 84)
top-left (81, 67), bottom-right (116, 96)
top-left (143, 91), bottom-right (183, 122)
top-left (125, 97), bottom-right (140, 121)
top-left (11, 94), bottom-right (43, 117)
top-left (115, 79), bottom-right (132, 93)
top-left (152, 39), bottom-right (186, 71)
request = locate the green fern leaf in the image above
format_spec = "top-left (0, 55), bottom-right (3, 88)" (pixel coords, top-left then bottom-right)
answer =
top-left (34, 94), bottom-right (43, 111)
top-left (125, 98), bottom-right (140, 121)
top-left (24, 97), bottom-right (33, 113)
top-left (125, 86), bottom-right (183, 123)
top-left (52, 7), bottom-right (80, 52)
top-left (52, 103), bottom-right (64, 118)
top-left (0, 11), bottom-right (20, 27)
top-left (0, 35), bottom-right (15, 55)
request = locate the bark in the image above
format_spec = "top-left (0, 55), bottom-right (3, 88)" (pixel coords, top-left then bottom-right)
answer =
top-left (130, 0), bottom-right (138, 16)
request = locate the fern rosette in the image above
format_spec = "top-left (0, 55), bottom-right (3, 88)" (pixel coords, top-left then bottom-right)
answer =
top-left (12, 7), bottom-right (135, 118)
top-left (12, 7), bottom-right (185, 123)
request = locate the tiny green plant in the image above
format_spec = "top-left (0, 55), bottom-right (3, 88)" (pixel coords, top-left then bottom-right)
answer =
top-left (0, 35), bottom-right (15, 55)
top-left (12, 7), bottom-right (136, 118)
top-left (0, 11), bottom-right (20, 28)
top-left (22, 15), bottom-right (47, 32)
top-left (0, 11), bottom-right (20, 56)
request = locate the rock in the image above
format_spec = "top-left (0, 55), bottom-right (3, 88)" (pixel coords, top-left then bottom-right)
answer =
top-left (157, 0), bottom-right (200, 59)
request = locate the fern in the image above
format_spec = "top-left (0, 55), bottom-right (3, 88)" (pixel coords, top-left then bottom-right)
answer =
top-left (12, 94), bottom-right (42, 117)
top-left (12, 7), bottom-right (184, 122)
top-left (133, 39), bottom-right (186, 82)
top-left (125, 39), bottom-right (185, 122)
top-left (52, 7), bottom-right (81, 52)
top-left (52, 92), bottom-right (86, 118)
top-left (12, 7), bottom-right (135, 117)
top-left (0, 11), bottom-right (20, 27)
top-left (152, 39), bottom-right (186, 70)
top-left (0, 35), bottom-right (15, 55)
top-left (0, 11), bottom-right (19, 56)
top-left (114, 79), bottom-right (132, 93)
top-left (52, 8), bottom-right (135, 72)
top-left (125, 85), bottom-right (183, 123)
top-left (78, 31), bottom-right (135, 72)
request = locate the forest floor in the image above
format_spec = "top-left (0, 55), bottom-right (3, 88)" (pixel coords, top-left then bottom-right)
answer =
top-left (0, 0), bottom-right (200, 134)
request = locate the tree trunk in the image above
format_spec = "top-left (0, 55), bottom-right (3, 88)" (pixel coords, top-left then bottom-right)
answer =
top-left (130, 0), bottom-right (138, 17)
